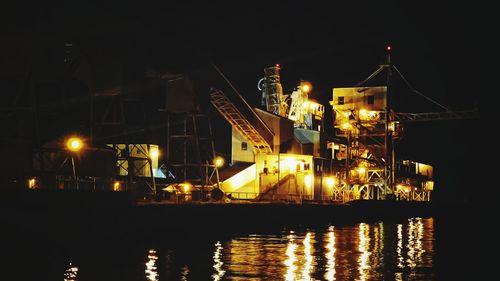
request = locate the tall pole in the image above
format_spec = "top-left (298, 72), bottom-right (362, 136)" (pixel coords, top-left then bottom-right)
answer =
top-left (384, 46), bottom-right (393, 198)
top-left (71, 156), bottom-right (78, 190)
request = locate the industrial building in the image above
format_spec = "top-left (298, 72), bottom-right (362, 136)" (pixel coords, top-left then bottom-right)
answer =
top-left (1, 42), bottom-right (477, 203)
top-left (210, 65), bottom-right (435, 203)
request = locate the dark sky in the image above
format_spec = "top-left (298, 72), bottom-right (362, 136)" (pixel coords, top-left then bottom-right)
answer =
top-left (2, 1), bottom-right (487, 203)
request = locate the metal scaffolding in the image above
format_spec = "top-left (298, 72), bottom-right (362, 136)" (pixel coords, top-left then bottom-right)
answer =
top-left (165, 112), bottom-right (220, 190)
top-left (91, 86), bottom-right (156, 194)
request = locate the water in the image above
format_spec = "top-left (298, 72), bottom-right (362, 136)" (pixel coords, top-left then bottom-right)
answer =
top-left (56, 218), bottom-right (435, 280)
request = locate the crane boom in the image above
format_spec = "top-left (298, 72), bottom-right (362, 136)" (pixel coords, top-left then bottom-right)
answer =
top-left (394, 109), bottom-right (478, 123)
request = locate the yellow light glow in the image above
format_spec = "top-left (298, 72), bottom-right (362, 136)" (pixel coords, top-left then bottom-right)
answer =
top-left (301, 82), bottom-right (312, 93)
top-left (304, 174), bottom-right (313, 189)
top-left (343, 111), bottom-right (351, 117)
top-left (66, 137), bottom-right (83, 152)
top-left (357, 167), bottom-right (366, 174)
top-left (325, 177), bottom-right (335, 188)
top-left (341, 122), bottom-right (351, 130)
top-left (214, 156), bottom-right (224, 168)
top-left (181, 183), bottom-right (191, 193)
top-left (359, 109), bottom-right (368, 117)
top-left (28, 178), bottom-right (36, 189)
top-left (309, 102), bottom-right (317, 110)
top-left (302, 101), bottom-right (310, 109)
top-left (389, 122), bottom-right (396, 132)
top-left (285, 157), bottom-right (296, 172)
top-left (113, 181), bottom-right (121, 191)
top-left (150, 147), bottom-right (159, 159)
top-left (424, 181), bottom-right (434, 191)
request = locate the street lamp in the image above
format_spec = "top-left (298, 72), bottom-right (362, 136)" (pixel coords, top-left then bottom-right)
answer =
top-left (65, 136), bottom-right (84, 189)
top-left (66, 137), bottom-right (83, 152)
top-left (300, 81), bottom-right (312, 93)
top-left (214, 156), bottom-right (224, 168)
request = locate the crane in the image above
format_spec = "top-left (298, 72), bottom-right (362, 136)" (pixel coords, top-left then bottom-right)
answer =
top-left (333, 46), bottom-right (479, 199)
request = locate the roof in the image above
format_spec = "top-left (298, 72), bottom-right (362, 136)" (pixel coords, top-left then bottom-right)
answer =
top-left (218, 162), bottom-right (254, 182)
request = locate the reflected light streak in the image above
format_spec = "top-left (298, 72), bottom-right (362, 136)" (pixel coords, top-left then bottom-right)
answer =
top-left (284, 233), bottom-right (298, 281)
top-left (145, 249), bottom-right (158, 281)
top-left (302, 232), bottom-right (314, 281)
top-left (397, 224), bottom-right (404, 268)
top-left (407, 219), bottom-right (416, 268)
top-left (63, 263), bottom-right (79, 281)
top-left (212, 241), bottom-right (225, 281)
top-left (180, 265), bottom-right (189, 281)
top-left (357, 223), bottom-right (371, 281)
top-left (416, 218), bottom-right (425, 262)
top-left (379, 222), bottom-right (384, 251)
top-left (325, 226), bottom-right (336, 281)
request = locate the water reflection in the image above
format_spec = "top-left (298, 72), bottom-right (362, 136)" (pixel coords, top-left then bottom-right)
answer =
top-left (145, 249), bottom-right (158, 281)
top-left (63, 263), bottom-right (78, 281)
top-left (212, 241), bottom-right (225, 281)
top-left (301, 232), bottom-right (314, 281)
top-left (61, 217), bottom-right (434, 280)
top-left (397, 223), bottom-right (404, 268)
top-left (357, 223), bottom-right (371, 281)
top-left (284, 233), bottom-right (298, 281)
top-left (324, 226), bottom-right (336, 281)
top-left (180, 265), bottom-right (189, 281)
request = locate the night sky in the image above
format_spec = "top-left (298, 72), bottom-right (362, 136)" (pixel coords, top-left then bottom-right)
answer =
top-left (1, 1), bottom-right (486, 204)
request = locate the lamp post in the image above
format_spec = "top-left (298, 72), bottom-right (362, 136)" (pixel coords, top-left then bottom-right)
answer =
top-left (66, 137), bottom-right (84, 190)
top-left (213, 156), bottom-right (224, 189)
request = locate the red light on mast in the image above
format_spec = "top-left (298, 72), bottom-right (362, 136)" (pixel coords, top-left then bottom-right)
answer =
top-left (386, 45), bottom-right (392, 52)
top-left (275, 63), bottom-right (280, 68)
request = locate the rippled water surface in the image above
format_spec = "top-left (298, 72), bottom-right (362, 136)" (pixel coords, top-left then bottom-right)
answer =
top-left (58, 217), bottom-right (434, 280)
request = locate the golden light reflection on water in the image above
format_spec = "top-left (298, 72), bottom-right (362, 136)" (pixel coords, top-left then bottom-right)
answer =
top-left (301, 232), bottom-right (314, 281)
top-left (397, 223), bottom-right (404, 268)
top-left (180, 265), bottom-right (189, 281)
top-left (212, 241), bottom-right (225, 281)
top-left (357, 223), bottom-right (371, 281)
top-left (284, 231), bottom-right (316, 281)
top-left (63, 263), bottom-right (78, 281)
top-left (145, 249), bottom-right (158, 281)
top-left (406, 218), bottom-right (425, 268)
top-left (324, 226), bottom-right (336, 281)
top-left (284, 233), bottom-right (298, 281)
top-left (62, 218), bottom-right (433, 280)
top-left (394, 217), bottom-right (433, 279)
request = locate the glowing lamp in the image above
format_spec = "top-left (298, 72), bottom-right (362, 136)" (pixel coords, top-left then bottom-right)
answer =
top-left (113, 181), bottom-right (121, 191)
top-left (300, 82), bottom-right (312, 93)
top-left (66, 137), bottom-right (83, 152)
top-left (214, 156), bottom-right (224, 168)
top-left (150, 147), bottom-right (159, 159)
top-left (325, 177), bottom-right (335, 188)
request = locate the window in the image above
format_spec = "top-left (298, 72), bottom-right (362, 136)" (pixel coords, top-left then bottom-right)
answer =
top-left (367, 95), bottom-right (374, 105)
top-left (241, 142), bottom-right (248, 151)
top-left (338, 96), bottom-right (344, 105)
top-left (304, 163), bottom-right (310, 171)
